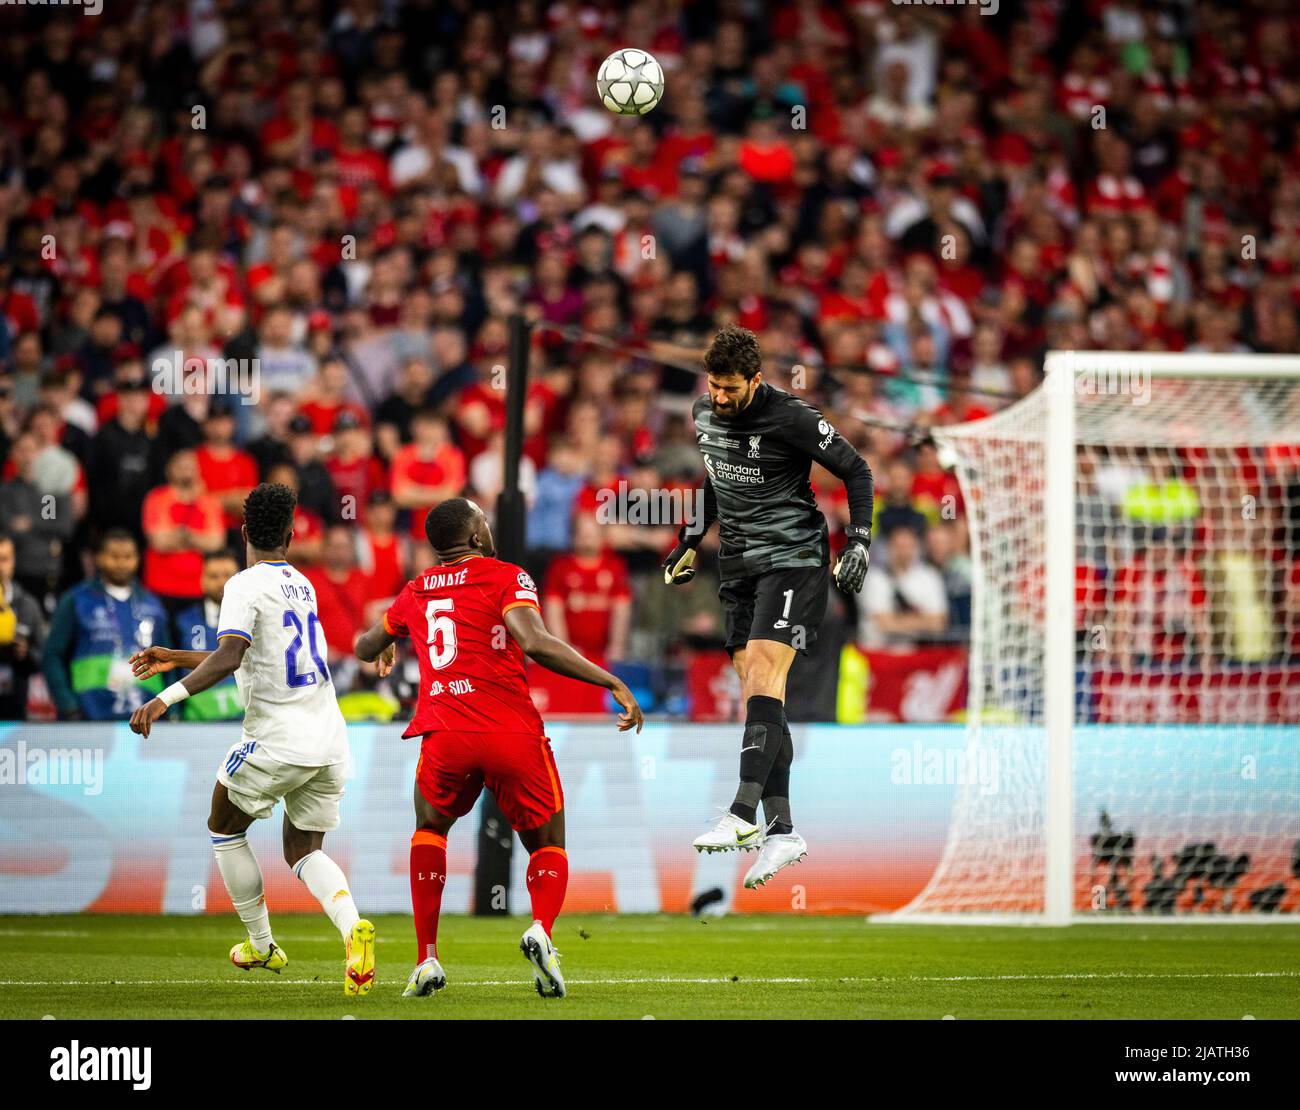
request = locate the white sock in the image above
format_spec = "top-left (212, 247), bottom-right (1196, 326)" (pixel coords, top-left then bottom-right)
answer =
top-left (293, 849), bottom-right (361, 941)
top-left (211, 831), bottom-right (273, 953)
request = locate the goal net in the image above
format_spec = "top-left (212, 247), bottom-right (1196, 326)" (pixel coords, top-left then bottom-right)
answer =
top-left (892, 353), bottom-right (1300, 922)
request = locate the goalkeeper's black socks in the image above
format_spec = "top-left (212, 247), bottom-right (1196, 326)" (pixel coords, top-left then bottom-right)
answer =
top-left (729, 695), bottom-right (785, 824)
top-left (761, 714), bottom-right (795, 835)
top-left (762, 795), bottom-right (793, 836)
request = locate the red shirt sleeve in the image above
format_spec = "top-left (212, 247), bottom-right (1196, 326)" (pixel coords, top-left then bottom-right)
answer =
top-left (384, 581), bottom-right (413, 638)
top-left (142, 486), bottom-right (173, 534)
top-left (390, 445), bottom-right (416, 494)
top-left (500, 563), bottom-right (541, 619)
top-left (197, 495), bottom-right (224, 540)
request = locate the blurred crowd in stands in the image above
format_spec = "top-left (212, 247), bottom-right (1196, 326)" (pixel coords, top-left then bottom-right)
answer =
top-left (0, 0), bottom-right (1298, 720)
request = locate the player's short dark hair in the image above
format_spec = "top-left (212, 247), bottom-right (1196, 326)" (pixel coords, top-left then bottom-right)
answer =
top-left (425, 497), bottom-right (479, 551)
top-left (204, 547), bottom-right (241, 567)
top-left (703, 324), bottom-right (762, 381)
top-left (95, 528), bottom-right (138, 553)
top-left (243, 483), bottom-right (297, 551)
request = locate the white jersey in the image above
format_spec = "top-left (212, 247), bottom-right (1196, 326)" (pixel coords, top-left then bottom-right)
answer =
top-left (216, 560), bottom-right (348, 767)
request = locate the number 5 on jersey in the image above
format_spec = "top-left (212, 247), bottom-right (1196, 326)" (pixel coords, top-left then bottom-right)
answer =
top-left (426, 599), bottom-right (458, 669)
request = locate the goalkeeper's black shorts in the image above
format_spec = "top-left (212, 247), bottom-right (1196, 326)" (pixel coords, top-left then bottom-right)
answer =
top-left (719, 563), bottom-right (830, 654)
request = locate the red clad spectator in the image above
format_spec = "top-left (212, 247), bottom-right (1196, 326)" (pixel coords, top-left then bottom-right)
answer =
top-left (910, 439), bottom-right (965, 520)
top-left (304, 525), bottom-right (373, 660)
top-left (326, 411), bottom-right (388, 514)
top-left (141, 450), bottom-right (225, 601)
top-left (619, 126), bottom-right (678, 199)
top-left (1, 285), bottom-right (40, 335)
top-left (541, 513), bottom-right (632, 665)
top-left (390, 411), bottom-right (467, 541)
top-left (926, 373), bottom-right (991, 427)
top-left (355, 491), bottom-right (407, 604)
top-left (245, 223), bottom-right (303, 311)
top-left (773, 1), bottom-right (850, 48)
top-left (259, 80), bottom-right (340, 164)
top-left (333, 105), bottom-right (392, 194)
top-left (159, 234), bottom-right (246, 335)
top-left (299, 357), bottom-right (368, 436)
top-left (658, 98), bottom-right (717, 172)
top-left (194, 401), bottom-right (258, 531)
top-left (449, 365), bottom-right (555, 468)
top-left (738, 119), bottom-right (796, 185)
top-left (608, 384), bottom-right (657, 466)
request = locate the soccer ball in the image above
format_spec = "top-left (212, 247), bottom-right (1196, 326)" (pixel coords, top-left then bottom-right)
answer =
top-left (596, 48), bottom-right (665, 116)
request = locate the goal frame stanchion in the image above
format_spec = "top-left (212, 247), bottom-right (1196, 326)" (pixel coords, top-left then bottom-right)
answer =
top-left (875, 350), bottom-right (1300, 926)
top-left (1042, 351), bottom-right (1076, 926)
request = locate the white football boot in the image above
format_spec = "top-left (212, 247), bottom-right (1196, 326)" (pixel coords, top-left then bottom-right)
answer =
top-left (401, 955), bottom-right (447, 998)
top-left (692, 811), bottom-right (764, 853)
top-left (743, 831), bottom-right (808, 888)
top-left (520, 921), bottom-right (566, 998)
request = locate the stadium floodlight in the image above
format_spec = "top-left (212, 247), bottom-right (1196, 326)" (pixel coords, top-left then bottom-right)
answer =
top-left (885, 352), bottom-right (1300, 924)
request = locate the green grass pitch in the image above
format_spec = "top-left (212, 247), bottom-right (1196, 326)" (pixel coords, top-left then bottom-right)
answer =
top-left (1, 915), bottom-right (1297, 1019)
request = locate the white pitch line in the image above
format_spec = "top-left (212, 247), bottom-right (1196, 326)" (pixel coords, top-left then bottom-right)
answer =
top-left (0, 929), bottom-right (92, 937)
top-left (1, 970), bottom-right (1296, 988)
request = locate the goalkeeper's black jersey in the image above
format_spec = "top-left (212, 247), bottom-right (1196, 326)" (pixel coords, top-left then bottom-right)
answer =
top-left (687, 385), bottom-right (875, 581)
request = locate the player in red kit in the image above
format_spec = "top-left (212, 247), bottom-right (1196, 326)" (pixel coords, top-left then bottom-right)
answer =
top-left (354, 497), bottom-right (642, 1000)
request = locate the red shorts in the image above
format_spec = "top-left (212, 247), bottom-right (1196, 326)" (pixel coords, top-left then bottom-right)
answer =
top-left (415, 730), bottom-right (564, 831)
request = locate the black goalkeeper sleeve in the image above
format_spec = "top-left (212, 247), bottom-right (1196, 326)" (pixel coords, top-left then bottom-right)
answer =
top-left (835, 451), bottom-right (875, 538)
top-left (679, 474), bottom-right (718, 547)
top-left (788, 403), bottom-right (875, 540)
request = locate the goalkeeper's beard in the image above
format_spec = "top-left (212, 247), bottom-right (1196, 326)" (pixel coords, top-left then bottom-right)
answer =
top-left (711, 385), bottom-right (757, 417)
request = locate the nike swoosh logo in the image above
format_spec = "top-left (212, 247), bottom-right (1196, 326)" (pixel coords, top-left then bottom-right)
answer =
top-left (736, 828), bottom-right (761, 843)
top-left (740, 745), bottom-right (762, 754)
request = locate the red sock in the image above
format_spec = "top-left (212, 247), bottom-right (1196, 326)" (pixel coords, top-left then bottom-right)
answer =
top-left (526, 846), bottom-right (569, 937)
top-left (410, 830), bottom-right (447, 962)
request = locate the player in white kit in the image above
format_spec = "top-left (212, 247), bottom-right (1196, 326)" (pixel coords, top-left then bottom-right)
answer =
top-left (128, 482), bottom-right (375, 996)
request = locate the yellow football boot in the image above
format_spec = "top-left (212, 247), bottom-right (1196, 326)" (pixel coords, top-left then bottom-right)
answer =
top-left (230, 939), bottom-right (288, 973)
top-left (345, 919), bottom-right (377, 997)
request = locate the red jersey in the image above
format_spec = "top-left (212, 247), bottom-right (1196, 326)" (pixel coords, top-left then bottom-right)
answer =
top-left (304, 566), bottom-right (372, 655)
top-left (541, 552), bottom-right (631, 659)
top-left (195, 445), bottom-right (259, 529)
top-left (385, 555), bottom-right (545, 738)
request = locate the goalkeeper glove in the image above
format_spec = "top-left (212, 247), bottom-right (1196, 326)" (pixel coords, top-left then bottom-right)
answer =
top-left (833, 526), bottom-right (871, 594)
top-left (663, 541), bottom-right (698, 586)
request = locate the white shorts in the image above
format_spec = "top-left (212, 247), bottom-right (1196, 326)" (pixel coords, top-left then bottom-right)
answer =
top-left (216, 739), bottom-right (347, 832)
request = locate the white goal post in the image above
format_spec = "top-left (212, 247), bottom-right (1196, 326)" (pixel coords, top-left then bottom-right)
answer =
top-left (883, 351), bottom-right (1300, 924)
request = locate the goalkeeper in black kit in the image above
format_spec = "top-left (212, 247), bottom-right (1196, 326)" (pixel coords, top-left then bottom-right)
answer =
top-left (664, 325), bottom-right (874, 887)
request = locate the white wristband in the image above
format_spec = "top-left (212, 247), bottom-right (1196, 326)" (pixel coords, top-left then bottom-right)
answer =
top-left (158, 682), bottom-right (191, 707)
